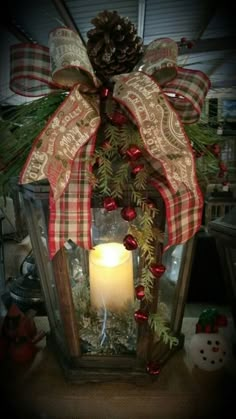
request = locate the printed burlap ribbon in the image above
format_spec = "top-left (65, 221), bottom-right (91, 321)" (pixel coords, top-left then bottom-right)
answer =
top-left (10, 28), bottom-right (210, 259)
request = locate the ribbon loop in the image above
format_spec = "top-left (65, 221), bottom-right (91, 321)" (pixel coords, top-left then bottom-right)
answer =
top-left (134, 38), bottom-right (178, 85)
top-left (133, 38), bottom-right (210, 124)
top-left (10, 43), bottom-right (57, 97)
top-left (49, 28), bottom-right (100, 91)
top-left (163, 67), bottom-right (210, 124)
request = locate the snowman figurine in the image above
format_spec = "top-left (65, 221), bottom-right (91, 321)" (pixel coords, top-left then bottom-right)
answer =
top-left (189, 308), bottom-right (229, 371)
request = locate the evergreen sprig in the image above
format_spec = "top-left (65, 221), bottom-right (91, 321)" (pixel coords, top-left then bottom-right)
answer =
top-left (95, 152), bottom-right (113, 195)
top-left (111, 162), bottom-right (130, 199)
top-left (141, 267), bottom-right (155, 302)
top-left (0, 92), bottom-right (66, 192)
top-left (148, 313), bottom-right (179, 349)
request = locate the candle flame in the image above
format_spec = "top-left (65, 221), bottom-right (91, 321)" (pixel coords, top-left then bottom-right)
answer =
top-left (90, 242), bottom-right (130, 267)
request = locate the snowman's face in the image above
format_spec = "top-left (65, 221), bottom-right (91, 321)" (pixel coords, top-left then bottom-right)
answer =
top-left (189, 333), bottom-right (228, 371)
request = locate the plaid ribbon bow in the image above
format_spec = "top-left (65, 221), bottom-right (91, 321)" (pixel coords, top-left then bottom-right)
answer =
top-left (10, 28), bottom-right (210, 259)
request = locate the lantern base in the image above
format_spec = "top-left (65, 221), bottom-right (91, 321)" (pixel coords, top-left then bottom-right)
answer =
top-left (46, 332), bottom-right (185, 383)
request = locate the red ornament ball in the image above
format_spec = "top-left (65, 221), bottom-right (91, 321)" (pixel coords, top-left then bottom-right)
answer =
top-left (103, 197), bottom-right (118, 211)
top-left (134, 309), bottom-right (148, 323)
top-left (123, 234), bottom-right (138, 250)
top-left (135, 285), bottom-right (145, 300)
top-left (149, 263), bottom-right (166, 278)
top-left (125, 145), bottom-right (142, 161)
top-left (121, 206), bottom-right (137, 221)
top-left (131, 164), bottom-right (145, 175)
top-left (146, 361), bottom-right (161, 376)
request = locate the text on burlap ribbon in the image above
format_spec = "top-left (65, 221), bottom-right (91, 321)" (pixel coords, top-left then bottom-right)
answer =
top-left (10, 28), bottom-right (210, 258)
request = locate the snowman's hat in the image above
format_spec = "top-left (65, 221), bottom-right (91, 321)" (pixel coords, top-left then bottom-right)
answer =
top-left (195, 308), bottom-right (228, 334)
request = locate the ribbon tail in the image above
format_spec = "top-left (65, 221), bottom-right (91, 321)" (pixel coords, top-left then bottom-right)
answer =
top-left (113, 71), bottom-right (203, 247)
top-left (48, 137), bottom-right (97, 259)
top-left (150, 177), bottom-right (203, 251)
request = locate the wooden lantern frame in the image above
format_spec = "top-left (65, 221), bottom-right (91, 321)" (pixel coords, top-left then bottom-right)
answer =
top-left (19, 181), bottom-right (195, 383)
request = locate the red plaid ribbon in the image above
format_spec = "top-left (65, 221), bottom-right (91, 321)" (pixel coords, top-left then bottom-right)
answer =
top-left (10, 43), bottom-right (58, 96)
top-left (48, 139), bottom-right (96, 258)
top-left (10, 28), bottom-right (210, 258)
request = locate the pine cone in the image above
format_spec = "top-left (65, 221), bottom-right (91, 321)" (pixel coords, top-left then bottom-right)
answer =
top-left (87, 10), bottom-right (143, 82)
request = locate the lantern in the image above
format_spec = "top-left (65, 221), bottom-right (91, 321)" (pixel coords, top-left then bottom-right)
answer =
top-left (19, 181), bottom-right (195, 382)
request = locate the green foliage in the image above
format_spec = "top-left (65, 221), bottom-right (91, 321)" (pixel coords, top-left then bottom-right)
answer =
top-left (0, 92), bottom-right (66, 192)
top-left (148, 313), bottom-right (179, 349)
top-left (110, 161), bottom-right (130, 199)
top-left (185, 122), bottom-right (224, 190)
top-left (94, 151), bottom-right (113, 195)
top-left (141, 267), bottom-right (155, 302)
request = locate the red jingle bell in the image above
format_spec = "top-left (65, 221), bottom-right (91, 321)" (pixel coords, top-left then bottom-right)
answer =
top-left (219, 162), bottom-right (227, 172)
top-left (123, 234), bottom-right (138, 250)
top-left (100, 86), bottom-right (110, 99)
top-left (149, 263), bottom-right (166, 278)
top-left (125, 145), bottom-right (142, 161)
top-left (110, 111), bottom-right (128, 126)
top-left (145, 199), bottom-right (156, 209)
top-left (103, 197), bottom-right (118, 211)
top-left (134, 309), bottom-right (148, 323)
top-left (210, 143), bottom-right (221, 157)
top-left (146, 361), bottom-right (161, 376)
top-left (135, 285), bottom-right (145, 300)
top-left (121, 206), bottom-right (137, 221)
top-left (131, 164), bottom-right (144, 175)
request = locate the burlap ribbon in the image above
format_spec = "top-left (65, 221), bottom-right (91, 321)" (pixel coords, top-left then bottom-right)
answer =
top-left (10, 28), bottom-right (210, 259)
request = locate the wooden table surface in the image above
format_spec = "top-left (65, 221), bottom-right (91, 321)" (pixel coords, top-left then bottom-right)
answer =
top-left (1, 317), bottom-right (236, 419)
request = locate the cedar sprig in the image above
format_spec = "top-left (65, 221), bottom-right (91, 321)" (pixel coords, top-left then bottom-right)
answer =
top-left (120, 123), bottom-right (143, 149)
top-left (148, 313), bottom-right (179, 349)
top-left (110, 161), bottom-right (130, 199)
top-left (141, 267), bottom-right (154, 302)
top-left (95, 152), bottom-right (113, 195)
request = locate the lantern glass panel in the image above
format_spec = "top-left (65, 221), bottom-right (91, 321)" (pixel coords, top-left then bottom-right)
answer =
top-left (161, 244), bottom-right (184, 317)
top-left (66, 207), bottom-right (140, 356)
top-left (20, 184), bottom-right (68, 352)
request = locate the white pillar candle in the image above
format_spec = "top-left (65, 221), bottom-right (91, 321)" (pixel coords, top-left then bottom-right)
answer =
top-left (89, 242), bottom-right (134, 311)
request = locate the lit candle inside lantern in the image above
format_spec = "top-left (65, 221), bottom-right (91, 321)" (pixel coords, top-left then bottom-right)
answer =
top-left (89, 242), bottom-right (134, 311)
